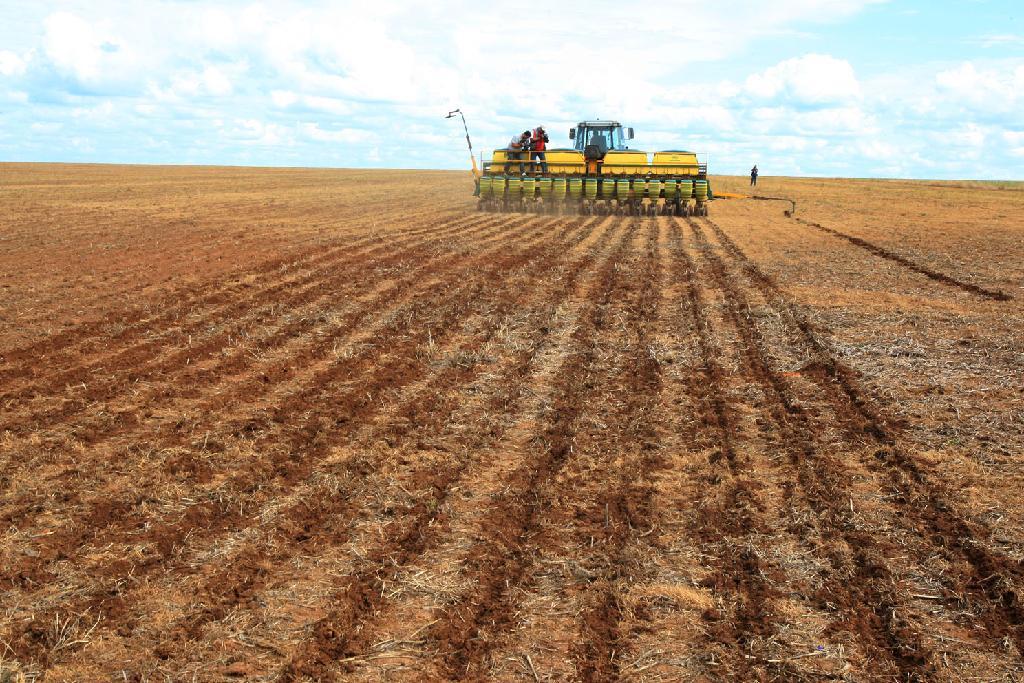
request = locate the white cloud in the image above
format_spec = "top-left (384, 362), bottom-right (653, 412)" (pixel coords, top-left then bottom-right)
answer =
top-left (943, 122), bottom-right (987, 149)
top-left (298, 95), bottom-right (353, 116)
top-left (38, 10), bottom-right (164, 91)
top-left (796, 106), bottom-right (875, 135)
top-left (43, 12), bottom-right (113, 81)
top-left (744, 54), bottom-right (861, 105)
top-left (1004, 131), bottom-right (1024, 147)
top-left (72, 100), bottom-right (115, 119)
top-left (935, 61), bottom-right (1024, 114)
top-left (0, 50), bottom-right (27, 76)
top-left (197, 8), bottom-right (238, 48)
top-left (170, 66), bottom-right (233, 97)
top-left (202, 66), bottom-right (232, 96)
top-left (70, 136), bottom-right (95, 152)
top-left (858, 139), bottom-right (900, 161)
top-left (301, 123), bottom-right (375, 144)
top-left (147, 63), bottom-right (237, 102)
top-left (227, 119), bottom-right (293, 146)
top-left (271, 90), bottom-right (298, 108)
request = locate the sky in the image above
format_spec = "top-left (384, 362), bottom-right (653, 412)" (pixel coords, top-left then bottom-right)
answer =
top-left (0, 0), bottom-right (1021, 178)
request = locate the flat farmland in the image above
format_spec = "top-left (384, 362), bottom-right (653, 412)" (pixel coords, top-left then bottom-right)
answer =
top-left (1, 163), bottom-right (1023, 681)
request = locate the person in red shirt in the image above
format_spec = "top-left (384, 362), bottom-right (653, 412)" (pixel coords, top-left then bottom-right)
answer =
top-left (530, 126), bottom-right (549, 173)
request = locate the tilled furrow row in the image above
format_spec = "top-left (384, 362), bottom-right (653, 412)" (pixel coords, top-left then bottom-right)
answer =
top-left (569, 219), bottom-right (665, 682)
top-left (277, 217), bottom-right (613, 681)
top-left (0, 204), bottom-right (449, 372)
top-left (673, 220), bottom-right (781, 675)
top-left (702, 216), bottom-right (1024, 659)
top-left (0, 216), bottom-right (547, 595)
top-left (0, 213), bottom-right (526, 503)
top-left (0, 215), bottom-right (531, 556)
top-left (1, 217), bottom-right (576, 668)
top-left (676, 221), bottom-right (738, 472)
top-left (0, 211), bottom-right (499, 423)
top-left (312, 218), bottom-right (627, 681)
top-left (0, 203), bottom-right (454, 371)
top-left (103, 217), bottom-right (600, 672)
top-left (687, 218), bottom-right (935, 678)
top-left (0, 204), bottom-right (450, 341)
top-left (420, 219), bottom-right (638, 680)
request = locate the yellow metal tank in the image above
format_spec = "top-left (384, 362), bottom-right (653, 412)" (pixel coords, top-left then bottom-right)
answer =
top-left (545, 149), bottom-right (586, 174)
top-left (602, 150), bottom-right (648, 175)
top-left (652, 151), bottom-right (700, 176)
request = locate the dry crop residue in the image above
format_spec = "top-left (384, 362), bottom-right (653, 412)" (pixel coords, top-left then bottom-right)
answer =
top-left (1, 165), bottom-right (1022, 681)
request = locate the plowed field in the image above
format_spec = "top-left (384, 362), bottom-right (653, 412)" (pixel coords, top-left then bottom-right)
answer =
top-left (1, 164), bottom-right (1023, 681)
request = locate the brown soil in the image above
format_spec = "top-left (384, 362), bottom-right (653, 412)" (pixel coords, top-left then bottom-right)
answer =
top-left (1, 164), bottom-right (1022, 682)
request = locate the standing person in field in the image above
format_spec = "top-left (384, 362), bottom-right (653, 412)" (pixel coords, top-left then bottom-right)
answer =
top-left (530, 126), bottom-right (549, 174)
top-left (505, 131), bottom-right (530, 174)
top-left (750, 164), bottom-right (758, 187)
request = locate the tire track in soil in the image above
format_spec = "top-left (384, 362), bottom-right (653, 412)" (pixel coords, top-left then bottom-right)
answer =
top-left (271, 216), bottom-right (614, 681)
top-left (87, 216), bottom-right (602, 674)
top-left (0, 215), bottom-right (545, 594)
top-left (702, 216), bottom-right (1024, 660)
top-left (795, 217), bottom-right (1012, 301)
top-left (419, 218), bottom-right (639, 681)
top-left (0, 203), bottom-right (452, 374)
top-left (0, 216), bottom-right (577, 670)
top-left (566, 218), bottom-right (664, 682)
top-left (0, 211), bottom-right (499, 425)
top-left (687, 217), bottom-right (936, 679)
top-left (672, 219), bottom-right (783, 677)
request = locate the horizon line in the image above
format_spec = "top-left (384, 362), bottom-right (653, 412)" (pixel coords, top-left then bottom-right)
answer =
top-left (1, 160), bottom-right (1021, 184)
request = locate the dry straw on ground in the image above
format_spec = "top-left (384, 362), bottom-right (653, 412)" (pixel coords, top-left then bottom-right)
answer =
top-left (0, 165), bottom-right (1021, 680)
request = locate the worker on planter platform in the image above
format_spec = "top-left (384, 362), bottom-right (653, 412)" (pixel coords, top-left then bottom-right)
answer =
top-left (530, 126), bottom-right (549, 174)
top-left (505, 131), bottom-right (530, 174)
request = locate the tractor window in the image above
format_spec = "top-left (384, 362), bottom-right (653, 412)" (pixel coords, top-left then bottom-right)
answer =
top-left (585, 128), bottom-right (609, 154)
top-left (609, 127), bottom-right (623, 150)
top-left (582, 127), bottom-right (624, 152)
